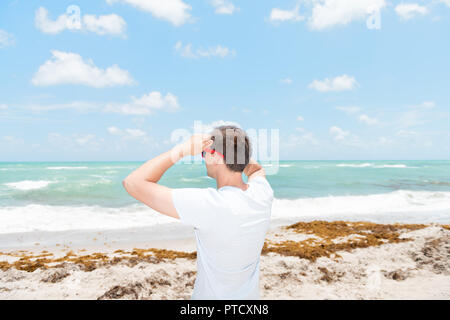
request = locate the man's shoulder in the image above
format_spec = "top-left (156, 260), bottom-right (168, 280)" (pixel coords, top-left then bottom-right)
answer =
top-left (249, 176), bottom-right (274, 200)
top-left (250, 175), bottom-right (272, 189)
top-left (173, 186), bottom-right (224, 203)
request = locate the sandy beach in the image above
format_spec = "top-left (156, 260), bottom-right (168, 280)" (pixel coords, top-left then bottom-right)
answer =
top-left (1, 220), bottom-right (449, 300)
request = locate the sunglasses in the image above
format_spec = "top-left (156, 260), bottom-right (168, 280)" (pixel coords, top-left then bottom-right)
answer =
top-left (201, 147), bottom-right (224, 158)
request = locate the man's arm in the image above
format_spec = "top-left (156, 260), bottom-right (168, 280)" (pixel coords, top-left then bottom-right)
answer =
top-left (243, 158), bottom-right (265, 181)
top-left (122, 134), bottom-right (212, 219)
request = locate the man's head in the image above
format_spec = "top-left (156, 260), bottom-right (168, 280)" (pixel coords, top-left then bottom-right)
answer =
top-left (203, 125), bottom-right (251, 178)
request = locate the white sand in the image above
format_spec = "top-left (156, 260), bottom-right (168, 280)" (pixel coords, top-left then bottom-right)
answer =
top-left (261, 226), bottom-right (450, 299)
top-left (0, 224), bottom-right (449, 300)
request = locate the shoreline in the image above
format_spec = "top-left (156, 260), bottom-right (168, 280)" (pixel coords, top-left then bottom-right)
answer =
top-left (0, 216), bottom-right (310, 252)
top-left (1, 220), bottom-right (449, 299)
top-left (1, 214), bottom-right (448, 252)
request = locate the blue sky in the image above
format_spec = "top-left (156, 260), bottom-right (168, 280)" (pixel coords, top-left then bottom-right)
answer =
top-left (0, 0), bottom-right (449, 161)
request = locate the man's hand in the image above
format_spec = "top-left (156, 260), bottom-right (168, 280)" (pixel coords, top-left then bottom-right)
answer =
top-left (244, 158), bottom-right (265, 181)
top-left (173, 134), bottom-right (213, 158)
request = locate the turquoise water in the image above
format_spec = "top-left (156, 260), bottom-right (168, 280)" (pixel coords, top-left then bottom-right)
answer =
top-left (1, 161), bottom-right (449, 207)
top-left (0, 160), bottom-right (450, 234)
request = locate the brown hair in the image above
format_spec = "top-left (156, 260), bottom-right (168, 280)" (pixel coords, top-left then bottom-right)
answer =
top-left (210, 125), bottom-right (251, 172)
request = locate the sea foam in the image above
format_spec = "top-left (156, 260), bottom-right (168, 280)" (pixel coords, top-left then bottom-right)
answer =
top-left (272, 190), bottom-right (450, 223)
top-left (4, 180), bottom-right (53, 191)
top-left (0, 204), bottom-right (176, 233)
top-left (46, 166), bottom-right (89, 170)
top-left (336, 163), bottom-right (373, 168)
top-left (0, 190), bottom-right (449, 234)
top-left (337, 163), bottom-right (413, 168)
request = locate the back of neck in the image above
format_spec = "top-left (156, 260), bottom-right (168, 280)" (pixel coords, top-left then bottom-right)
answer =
top-left (216, 172), bottom-right (248, 191)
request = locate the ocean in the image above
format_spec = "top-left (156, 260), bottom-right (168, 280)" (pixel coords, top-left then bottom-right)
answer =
top-left (1, 161), bottom-right (450, 237)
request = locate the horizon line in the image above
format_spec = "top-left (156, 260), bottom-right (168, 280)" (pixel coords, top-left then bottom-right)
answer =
top-left (1, 159), bottom-right (449, 163)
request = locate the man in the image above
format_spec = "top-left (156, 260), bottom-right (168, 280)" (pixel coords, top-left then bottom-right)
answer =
top-left (122, 125), bottom-right (274, 299)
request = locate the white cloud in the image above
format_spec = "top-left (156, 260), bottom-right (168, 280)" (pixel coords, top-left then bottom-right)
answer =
top-left (174, 41), bottom-right (195, 58)
top-left (1, 136), bottom-right (26, 150)
top-left (329, 126), bottom-right (350, 141)
top-left (375, 137), bottom-right (393, 146)
top-left (281, 77), bottom-right (292, 84)
top-left (358, 114), bottom-right (379, 125)
top-left (395, 3), bottom-right (428, 20)
top-left (104, 91), bottom-right (180, 115)
top-left (411, 101), bottom-right (435, 109)
top-left (125, 129), bottom-right (147, 137)
top-left (329, 126), bottom-right (362, 147)
top-left (0, 104), bottom-right (8, 110)
top-left (132, 92), bottom-right (179, 111)
top-left (25, 101), bottom-right (99, 112)
top-left (19, 92), bottom-right (179, 116)
top-left (211, 0), bottom-right (237, 15)
top-left (106, 0), bottom-right (192, 26)
top-left (48, 132), bottom-right (104, 149)
top-left (108, 126), bottom-right (157, 149)
top-left (397, 101), bottom-right (437, 128)
top-left (398, 110), bottom-right (424, 128)
top-left (0, 29), bottom-right (15, 48)
top-left (308, 0), bottom-right (386, 30)
top-left (197, 46), bottom-right (235, 58)
top-left (107, 126), bottom-right (148, 139)
top-left (107, 126), bottom-right (123, 135)
top-left (269, 5), bottom-right (303, 23)
top-left (284, 128), bottom-right (318, 147)
top-left (83, 14), bottom-right (127, 36)
top-left (32, 50), bottom-right (135, 87)
top-left (335, 106), bottom-right (361, 114)
top-left (35, 7), bottom-right (126, 36)
top-left (297, 115), bottom-right (304, 121)
top-left (335, 106), bottom-right (381, 126)
top-left (174, 41), bottom-right (236, 59)
top-left (396, 129), bottom-right (417, 138)
top-left (74, 134), bottom-right (97, 146)
top-left (35, 7), bottom-right (70, 34)
top-left (309, 74), bottom-right (357, 92)
top-left (440, 0), bottom-right (450, 7)
top-left (2, 135), bottom-right (24, 145)
top-left (299, 132), bottom-right (318, 145)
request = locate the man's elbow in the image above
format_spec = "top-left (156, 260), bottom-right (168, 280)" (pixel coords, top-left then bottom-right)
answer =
top-left (122, 177), bottom-right (153, 194)
top-left (122, 177), bottom-right (136, 193)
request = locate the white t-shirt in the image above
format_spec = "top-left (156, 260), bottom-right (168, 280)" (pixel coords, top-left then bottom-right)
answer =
top-left (172, 176), bottom-right (274, 300)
